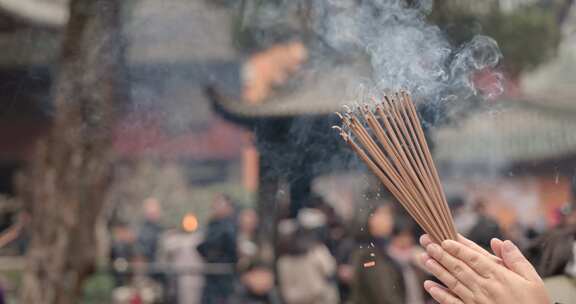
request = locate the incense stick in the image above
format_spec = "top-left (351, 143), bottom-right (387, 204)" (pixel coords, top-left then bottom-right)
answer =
top-left (335, 91), bottom-right (457, 242)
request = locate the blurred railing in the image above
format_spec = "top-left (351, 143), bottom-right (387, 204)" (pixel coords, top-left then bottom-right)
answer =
top-left (0, 257), bottom-right (235, 275)
top-left (0, 257), bottom-right (235, 303)
top-left (111, 261), bottom-right (235, 276)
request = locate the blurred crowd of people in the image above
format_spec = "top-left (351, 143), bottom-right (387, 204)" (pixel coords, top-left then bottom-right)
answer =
top-left (109, 198), bottom-right (166, 303)
top-left (106, 189), bottom-right (576, 304)
top-left (196, 191), bottom-right (538, 304)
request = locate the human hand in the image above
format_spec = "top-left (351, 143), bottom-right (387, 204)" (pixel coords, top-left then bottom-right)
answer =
top-left (419, 234), bottom-right (550, 304)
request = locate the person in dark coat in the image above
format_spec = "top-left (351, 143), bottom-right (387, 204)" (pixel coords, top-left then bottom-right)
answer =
top-left (386, 213), bottom-right (430, 304)
top-left (352, 203), bottom-right (405, 304)
top-left (450, 196), bottom-right (504, 251)
top-left (136, 197), bottom-right (167, 298)
top-left (197, 194), bottom-right (238, 304)
top-left (466, 200), bottom-right (504, 251)
top-left (137, 198), bottom-right (164, 263)
top-left (110, 221), bottom-right (137, 287)
top-left (230, 260), bottom-right (281, 304)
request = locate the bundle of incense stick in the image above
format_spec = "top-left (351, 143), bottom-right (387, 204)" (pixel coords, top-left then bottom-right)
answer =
top-left (334, 91), bottom-right (457, 242)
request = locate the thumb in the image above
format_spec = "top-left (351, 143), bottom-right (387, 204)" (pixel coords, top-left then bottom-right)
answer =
top-left (501, 240), bottom-right (540, 282)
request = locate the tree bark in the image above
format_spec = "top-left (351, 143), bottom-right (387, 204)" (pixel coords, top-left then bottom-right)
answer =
top-left (19, 0), bottom-right (125, 303)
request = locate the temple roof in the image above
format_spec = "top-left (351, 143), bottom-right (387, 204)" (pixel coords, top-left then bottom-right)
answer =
top-left (212, 62), bottom-right (372, 118)
top-left (0, 0), bottom-right (236, 66)
top-left (435, 36), bottom-right (576, 165)
top-left (433, 91), bottom-right (576, 165)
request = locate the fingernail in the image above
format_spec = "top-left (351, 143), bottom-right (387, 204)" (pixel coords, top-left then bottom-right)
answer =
top-left (427, 243), bottom-right (441, 256)
top-left (491, 237), bottom-right (502, 244)
top-left (419, 234), bottom-right (427, 244)
top-left (503, 240), bottom-right (516, 252)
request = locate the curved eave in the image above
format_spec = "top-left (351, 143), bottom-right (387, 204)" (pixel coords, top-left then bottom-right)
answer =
top-left (0, 0), bottom-right (67, 28)
top-left (434, 97), bottom-right (576, 165)
top-left (211, 63), bottom-right (372, 120)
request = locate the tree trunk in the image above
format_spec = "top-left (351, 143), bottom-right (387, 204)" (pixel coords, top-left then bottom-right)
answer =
top-left (19, 0), bottom-right (125, 303)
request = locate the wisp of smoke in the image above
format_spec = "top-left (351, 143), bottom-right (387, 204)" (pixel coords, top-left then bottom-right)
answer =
top-left (309, 0), bottom-right (503, 106)
top-left (237, 0), bottom-right (506, 179)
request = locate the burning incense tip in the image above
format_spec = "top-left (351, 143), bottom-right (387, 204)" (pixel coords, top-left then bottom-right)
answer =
top-left (362, 104), bottom-right (370, 112)
top-left (333, 90), bottom-right (457, 242)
